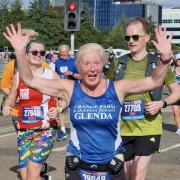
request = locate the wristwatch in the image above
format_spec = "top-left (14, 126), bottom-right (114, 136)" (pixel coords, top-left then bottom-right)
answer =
top-left (162, 100), bottom-right (168, 108)
top-left (160, 56), bottom-right (175, 65)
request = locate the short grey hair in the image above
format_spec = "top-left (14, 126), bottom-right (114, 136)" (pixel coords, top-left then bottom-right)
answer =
top-left (76, 43), bottom-right (108, 66)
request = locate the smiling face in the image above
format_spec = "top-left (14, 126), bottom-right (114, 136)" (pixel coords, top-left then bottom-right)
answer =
top-left (59, 45), bottom-right (70, 60)
top-left (27, 42), bottom-right (45, 67)
top-left (76, 43), bottom-right (106, 88)
top-left (125, 22), bottom-right (150, 54)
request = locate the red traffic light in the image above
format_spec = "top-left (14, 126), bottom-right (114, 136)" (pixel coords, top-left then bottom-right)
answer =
top-left (68, 2), bottom-right (77, 11)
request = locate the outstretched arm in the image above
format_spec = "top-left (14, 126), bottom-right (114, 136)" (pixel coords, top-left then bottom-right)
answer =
top-left (3, 23), bottom-right (73, 99)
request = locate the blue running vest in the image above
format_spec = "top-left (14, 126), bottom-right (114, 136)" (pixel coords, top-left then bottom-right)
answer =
top-left (67, 80), bottom-right (124, 164)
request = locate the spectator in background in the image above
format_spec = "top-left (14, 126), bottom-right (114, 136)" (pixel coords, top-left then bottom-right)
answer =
top-left (55, 44), bottom-right (81, 141)
top-left (2, 52), bottom-right (9, 64)
top-left (172, 53), bottom-right (180, 134)
top-left (49, 52), bottom-right (59, 71)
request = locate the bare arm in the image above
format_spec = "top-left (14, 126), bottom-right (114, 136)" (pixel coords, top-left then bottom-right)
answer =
top-left (3, 23), bottom-right (73, 99)
top-left (163, 92), bottom-right (180, 106)
top-left (3, 75), bottom-right (18, 116)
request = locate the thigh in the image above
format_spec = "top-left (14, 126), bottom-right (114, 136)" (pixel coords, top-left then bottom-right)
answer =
top-left (135, 135), bottom-right (161, 156)
top-left (31, 128), bottom-right (56, 164)
top-left (17, 131), bottom-right (32, 168)
top-left (172, 105), bottom-right (180, 114)
top-left (122, 136), bottom-right (136, 161)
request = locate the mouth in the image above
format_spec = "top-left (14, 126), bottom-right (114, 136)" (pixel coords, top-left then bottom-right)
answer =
top-left (88, 74), bottom-right (97, 79)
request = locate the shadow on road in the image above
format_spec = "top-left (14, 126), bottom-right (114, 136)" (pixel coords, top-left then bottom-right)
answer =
top-left (162, 122), bottom-right (176, 133)
top-left (10, 165), bottom-right (57, 179)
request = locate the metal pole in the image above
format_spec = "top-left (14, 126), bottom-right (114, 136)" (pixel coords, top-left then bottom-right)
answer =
top-left (93, 0), bottom-right (96, 27)
top-left (70, 33), bottom-right (75, 57)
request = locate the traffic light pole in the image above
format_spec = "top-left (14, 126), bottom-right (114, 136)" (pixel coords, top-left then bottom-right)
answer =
top-left (70, 33), bottom-right (75, 57)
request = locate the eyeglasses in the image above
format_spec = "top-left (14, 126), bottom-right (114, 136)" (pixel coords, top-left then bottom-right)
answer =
top-left (124, 34), bottom-right (146, 42)
top-left (82, 61), bottom-right (103, 68)
top-left (29, 50), bottom-right (46, 56)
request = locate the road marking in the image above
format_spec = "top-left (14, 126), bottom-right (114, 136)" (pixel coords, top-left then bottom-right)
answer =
top-left (0, 132), bottom-right (16, 138)
top-left (52, 146), bottom-right (67, 152)
top-left (160, 143), bottom-right (180, 152)
top-left (0, 127), bottom-right (14, 133)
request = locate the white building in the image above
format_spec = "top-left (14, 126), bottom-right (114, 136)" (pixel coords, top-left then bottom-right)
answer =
top-left (162, 8), bottom-right (180, 44)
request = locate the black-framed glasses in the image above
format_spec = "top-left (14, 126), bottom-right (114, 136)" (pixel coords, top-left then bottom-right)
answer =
top-left (29, 50), bottom-right (46, 56)
top-left (124, 34), bottom-right (146, 42)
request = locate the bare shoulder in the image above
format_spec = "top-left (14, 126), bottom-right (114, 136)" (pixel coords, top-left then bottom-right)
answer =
top-left (114, 80), bottom-right (126, 102)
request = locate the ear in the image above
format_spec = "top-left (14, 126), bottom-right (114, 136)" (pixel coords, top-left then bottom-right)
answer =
top-left (145, 34), bottom-right (150, 43)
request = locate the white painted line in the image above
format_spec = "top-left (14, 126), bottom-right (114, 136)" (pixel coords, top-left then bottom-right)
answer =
top-left (0, 125), bottom-right (13, 130)
top-left (0, 132), bottom-right (16, 138)
top-left (52, 145), bottom-right (67, 152)
top-left (0, 127), bottom-right (14, 133)
top-left (160, 143), bottom-right (180, 152)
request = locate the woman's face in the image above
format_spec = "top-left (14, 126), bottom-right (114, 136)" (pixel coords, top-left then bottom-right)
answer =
top-left (78, 51), bottom-right (104, 88)
top-left (27, 43), bottom-right (45, 66)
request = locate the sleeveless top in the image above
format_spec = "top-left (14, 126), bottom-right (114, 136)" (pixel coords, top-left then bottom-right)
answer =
top-left (67, 80), bottom-right (124, 164)
top-left (17, 68), bottom-right (57, 129)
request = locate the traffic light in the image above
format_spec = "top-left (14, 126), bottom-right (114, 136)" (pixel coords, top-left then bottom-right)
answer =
top-left (64, 0), bottom-right (81, 32)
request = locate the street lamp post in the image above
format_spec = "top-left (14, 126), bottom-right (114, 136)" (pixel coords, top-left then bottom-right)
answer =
top-left (93, 0), bottom-right (96, 27)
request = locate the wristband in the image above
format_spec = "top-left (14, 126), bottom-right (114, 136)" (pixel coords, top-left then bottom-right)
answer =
top-left (160, 57), bottom-right (173, 65)
top-left (162, 100), bottom-right (168, 108)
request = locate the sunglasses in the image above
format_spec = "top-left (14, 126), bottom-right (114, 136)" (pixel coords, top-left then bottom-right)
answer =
top-left (124, 34), bottom-right (146, 42)
top-left (29, 50), bottom-right (46, 56)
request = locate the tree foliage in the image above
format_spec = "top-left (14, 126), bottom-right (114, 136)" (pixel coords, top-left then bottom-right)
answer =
top-left (0, 0), bottom-right (179, 52)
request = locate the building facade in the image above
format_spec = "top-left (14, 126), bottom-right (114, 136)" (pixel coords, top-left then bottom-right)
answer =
top-left (83, 0), bottom-right (162, 30)
top-left (162, 8), bottom-right (180, 44)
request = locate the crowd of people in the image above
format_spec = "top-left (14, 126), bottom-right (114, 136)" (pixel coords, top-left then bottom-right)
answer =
top-left (0, 17), bottom-right (180, 180)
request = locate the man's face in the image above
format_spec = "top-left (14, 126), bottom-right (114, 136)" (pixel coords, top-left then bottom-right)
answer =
top-left (125, 22), bottom-right (150, 54)
top-left (59, 47), bottom-right (69, 60)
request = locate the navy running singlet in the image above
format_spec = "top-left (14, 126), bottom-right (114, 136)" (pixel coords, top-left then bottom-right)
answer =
top-left (67, 80), bottom-right (124, 164)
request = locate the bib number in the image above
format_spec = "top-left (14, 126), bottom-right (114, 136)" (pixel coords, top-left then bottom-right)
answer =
top-left (22, 106), bottom-right (44, 124)
top-left (79, 169), bottom-right (110, 180)
top-left (122, 100), bottom-right (145, 120)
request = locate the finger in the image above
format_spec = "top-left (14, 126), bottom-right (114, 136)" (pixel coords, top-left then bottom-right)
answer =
top-left (10, 24), bottom-right (17, 35)
top-left (3, 32), bottom-right (11, 41)
top-left (17, 22), bottom-right (22, 35)
top-left (5, 26), bottom-right (13, 37)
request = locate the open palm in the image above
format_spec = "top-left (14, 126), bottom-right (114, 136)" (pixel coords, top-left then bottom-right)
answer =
top-left (3, 23), bottom-right (30, 51)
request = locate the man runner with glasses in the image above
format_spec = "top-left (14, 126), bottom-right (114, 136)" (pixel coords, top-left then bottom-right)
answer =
top-left (106, 17), bottom-right (179, 180)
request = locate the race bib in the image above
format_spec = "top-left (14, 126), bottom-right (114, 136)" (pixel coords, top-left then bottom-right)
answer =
top-left (22, 106), bottom-right (44, 124)
top-left (79, 169), bottom-right (110, 180)
top-left (122, 100), bottom-right (145, 120)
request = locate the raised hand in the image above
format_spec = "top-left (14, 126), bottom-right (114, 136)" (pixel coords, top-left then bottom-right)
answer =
top-left (3, 23), bottom-right (30, 51)
top-left (152, 26), bottom-right (173, 60)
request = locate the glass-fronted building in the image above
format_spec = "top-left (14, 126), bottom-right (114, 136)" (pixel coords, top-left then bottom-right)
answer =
top-left (83, 0), bottom-right (162, 30)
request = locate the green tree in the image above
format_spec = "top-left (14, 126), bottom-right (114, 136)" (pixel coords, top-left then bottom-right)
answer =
top-left (104, 15), bottom-right (128, 49)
